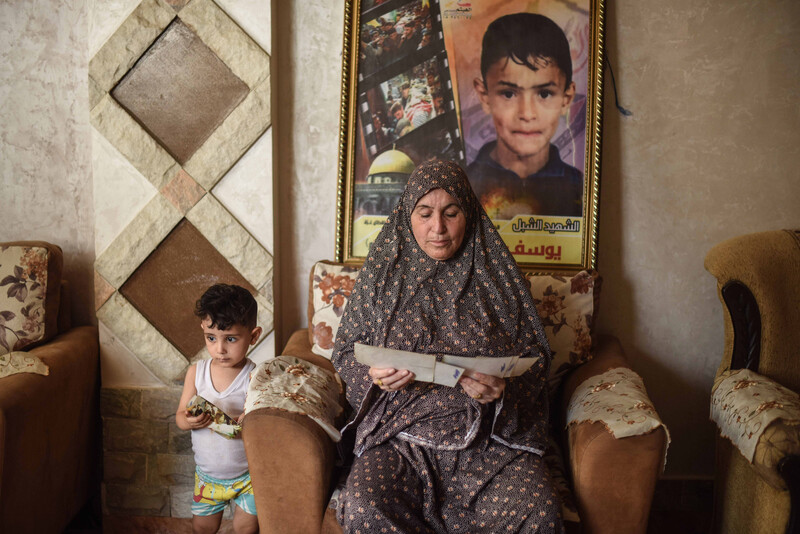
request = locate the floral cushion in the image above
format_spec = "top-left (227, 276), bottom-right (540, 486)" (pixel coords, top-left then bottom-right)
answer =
top-left (711, 368), bottom-right (800, 488)
top-left (307, 262), bottom-right (600, 381)
top-left (0, 242), bottom-right (63, 355)
top-left (308, 262), bottom-right (359, 359)
top-left (526, 270), bottom-right (600, 382)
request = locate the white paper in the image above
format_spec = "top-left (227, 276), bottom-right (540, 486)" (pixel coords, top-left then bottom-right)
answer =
top-left (354, 343), bottom-right (538, 388)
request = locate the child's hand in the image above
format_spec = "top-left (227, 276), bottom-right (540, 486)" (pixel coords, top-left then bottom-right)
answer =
top-left (183, 410), bottom-right (212, 430)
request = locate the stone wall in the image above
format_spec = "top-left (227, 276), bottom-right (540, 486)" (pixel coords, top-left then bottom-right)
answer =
top-left (91, 0), bottom-right (272, 518)
top-left (101, 387), bottom-right (206, 518)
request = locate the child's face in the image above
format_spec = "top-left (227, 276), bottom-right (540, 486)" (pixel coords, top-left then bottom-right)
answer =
top-left (200, 318), bottom-right (261, 369)
top-left (474, 57), bottom-right (575, 164)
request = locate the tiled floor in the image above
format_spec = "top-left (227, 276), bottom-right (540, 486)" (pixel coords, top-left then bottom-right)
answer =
top-left (66, 479), bottom-right (714, 533)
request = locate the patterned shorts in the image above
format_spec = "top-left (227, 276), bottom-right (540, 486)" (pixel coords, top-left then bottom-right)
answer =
top-left (192, 468), bottom-right (256, 517)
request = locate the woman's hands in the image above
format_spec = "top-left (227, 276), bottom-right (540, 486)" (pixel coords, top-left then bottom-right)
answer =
top-left (459, 371), bottom-right (505, 404)
top-left (369, 367), bottom-right (415, 392)
top-left (367, 367), bottom-right (505, 403)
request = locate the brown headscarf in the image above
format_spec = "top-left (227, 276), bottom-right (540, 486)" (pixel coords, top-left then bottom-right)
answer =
top-left (332, 160), bottom-right (552, 455)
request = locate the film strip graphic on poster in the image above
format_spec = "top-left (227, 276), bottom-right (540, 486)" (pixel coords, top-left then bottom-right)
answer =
top-left (350, 0), bottom-right (465, 257)
top-left (357, 0), bottom-right (462, 163)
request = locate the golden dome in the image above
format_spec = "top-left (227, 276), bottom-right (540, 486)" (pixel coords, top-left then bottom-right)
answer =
top-left (368, 149), bottom-right (415, 176)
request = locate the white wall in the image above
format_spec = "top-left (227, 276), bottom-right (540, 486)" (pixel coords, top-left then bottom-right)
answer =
top-left (276, 0), bottom-right (800, 477)
top-left (0, 1), bottom-right (95, 325)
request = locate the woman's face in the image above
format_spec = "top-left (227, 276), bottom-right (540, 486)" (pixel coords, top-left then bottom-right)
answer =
top-left (410, 188), bottom-right (467, 261)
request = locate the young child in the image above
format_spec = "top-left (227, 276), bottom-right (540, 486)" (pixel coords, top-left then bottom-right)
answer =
top-left (176, 284), bottom-right (262, 534)
top-left (468, 12), bottom-right (582, 219)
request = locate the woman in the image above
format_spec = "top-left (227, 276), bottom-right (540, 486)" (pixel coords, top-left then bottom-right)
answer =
top-left (332, 160), bottom-right (562, 533)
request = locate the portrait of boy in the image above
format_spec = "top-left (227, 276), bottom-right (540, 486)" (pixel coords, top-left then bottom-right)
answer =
top-left (467, 12), bottom-right (583, 219)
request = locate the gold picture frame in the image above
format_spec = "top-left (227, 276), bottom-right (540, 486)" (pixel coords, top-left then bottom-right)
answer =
top-left (336, 0), bottom-right (605, 272)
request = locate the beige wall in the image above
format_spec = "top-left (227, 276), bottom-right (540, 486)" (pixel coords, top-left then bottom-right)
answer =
top-left (276, 0), bottom-right (800, 477)
top-left (0, 1), bottom-right (95, 326)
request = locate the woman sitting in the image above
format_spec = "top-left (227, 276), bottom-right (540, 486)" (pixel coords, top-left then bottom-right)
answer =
top-left (331, 160), bottom-right (563, 533)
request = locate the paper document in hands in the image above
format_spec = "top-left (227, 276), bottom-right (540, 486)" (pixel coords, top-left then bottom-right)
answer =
top-left (353, 343), bottom-right (539, 388)
top-left (187, 395), bottom-right (241, 439)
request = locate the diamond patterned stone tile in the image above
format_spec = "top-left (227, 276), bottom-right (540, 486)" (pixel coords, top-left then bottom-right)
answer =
top-left (160, 169), bottom-right (206, 214)
top-left (119, 219), bottom-right (257, 358)
top-left (112, 18), bottom-right (249, 165)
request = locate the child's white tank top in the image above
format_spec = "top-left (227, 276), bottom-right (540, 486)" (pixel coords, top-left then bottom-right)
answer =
top-left (192, 357), bottom-right (255, 479)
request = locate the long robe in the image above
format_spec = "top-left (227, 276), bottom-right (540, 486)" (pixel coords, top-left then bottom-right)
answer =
top-left (332, 160), bottom-right (563, 533)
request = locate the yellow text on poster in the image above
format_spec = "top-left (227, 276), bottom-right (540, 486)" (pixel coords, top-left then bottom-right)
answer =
top-left (352, 215), bottom-right (389, 257)
top-left (496, 216), bottom-right (583, 265)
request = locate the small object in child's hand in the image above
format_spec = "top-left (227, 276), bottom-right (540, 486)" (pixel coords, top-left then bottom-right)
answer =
top-left (187, 395), bottom-right (242, 439)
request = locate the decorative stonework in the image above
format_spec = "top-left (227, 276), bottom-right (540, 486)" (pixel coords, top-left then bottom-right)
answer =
top-left (119, 220), bottom-right (258, 358)
top-left (111, 18), bottom-right (250, 164)
top-left (160, 170), bottom-right (205, 215)
top-left (186, 194), bottom-right (273, 292)
top-left (92, 0), bottom-right (273, 520)
top-left (95, 270), bottom-right (116, 311)
top-left (97, 292), bottom-right (188, 384)
top-left (91, 0), bottom-right (273, 385)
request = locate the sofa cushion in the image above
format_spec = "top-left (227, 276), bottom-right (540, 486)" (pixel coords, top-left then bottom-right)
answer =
top-left (526, 270), bottom-right (600, 382)
top-left (307, 262), bottom-right (600, 379)
top-left (0, 242), bottom-right (63, 355)
top-left (308, 261), bottom-right (359, 359)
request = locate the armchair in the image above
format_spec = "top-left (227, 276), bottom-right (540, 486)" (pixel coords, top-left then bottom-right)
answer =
top-left (705, 229), bottom-right (800, 534)
top-left (0, 241), bottom-right (101, 533)
top-left (243, 262), bottom-right (669, 534)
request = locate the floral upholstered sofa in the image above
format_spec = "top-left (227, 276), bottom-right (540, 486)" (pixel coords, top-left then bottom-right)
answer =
top-left (0, 241), bottom-right (100, 533)
top-left (242, 261), bottom-right (669, 534)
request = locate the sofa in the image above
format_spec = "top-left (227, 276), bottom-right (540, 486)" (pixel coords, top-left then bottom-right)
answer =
top-left (0, 241), bottom-right (101, 533)
top-left (243, 261), bottom-right (669, 533)
top-left (705, 229), bottom-right (800, 534)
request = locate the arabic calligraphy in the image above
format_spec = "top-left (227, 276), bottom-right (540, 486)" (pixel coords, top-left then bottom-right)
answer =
top-left (513, 241), bottom-right (562, 261)
top-left (511, 217), bottom-right (581, 234)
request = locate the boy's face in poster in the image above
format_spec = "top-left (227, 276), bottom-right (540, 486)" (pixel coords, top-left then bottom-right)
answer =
top-left (473, 58), bottom-right (576, 176)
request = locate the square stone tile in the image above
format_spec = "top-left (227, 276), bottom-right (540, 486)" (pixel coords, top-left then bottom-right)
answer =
top-left (142, 386), bottom-right (183, 422)
top-left (104, 452), bottom-right (148, 485)
top-left (95, 270), bottom-right (116, 311)
top-left (119, 219), bottom-right (256, 358)
top-left (101, 388), bottom-right (142, 419)
top-left (104, 483), bottom-right (171, 517)
top-left (104, 417), bottom-right (170, 453)
top-left (111, 18), bottom-right (249, 164)
top-left (149, 453), bottom-right (195, 486)
top-left (161, 170), bottom-right (206, 214)
top-left (168, 422), bottom-right (192, 454)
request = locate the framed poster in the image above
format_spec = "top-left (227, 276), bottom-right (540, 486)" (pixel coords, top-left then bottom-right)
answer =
top-left (336, 0), bottom-right (605, 272)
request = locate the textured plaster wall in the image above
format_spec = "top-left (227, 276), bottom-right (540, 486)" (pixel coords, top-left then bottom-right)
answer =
top-left (0, 1), bottom-right (95, 325)
top-left (277, 0), bottom-right (800, 477)
top-left (598, 0), bottom-right (800, 477)
top-left (274, 0), bottom-right (343, 345)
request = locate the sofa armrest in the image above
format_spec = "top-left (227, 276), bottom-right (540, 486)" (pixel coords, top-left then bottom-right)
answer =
top-left (243, 409), bottom-right (335, 534)
top-left (243, 329), bottom-right (340, 533)
top-left (711, 368), bottom-right (800, 490)
top-left (561, 335), bottom-right (668, 534)
top-left (0, 325), bottom-right (100, 532)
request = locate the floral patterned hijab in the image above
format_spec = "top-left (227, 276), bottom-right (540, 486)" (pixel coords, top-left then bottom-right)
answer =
top-left (332, 160), bottom-right (552, 454)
